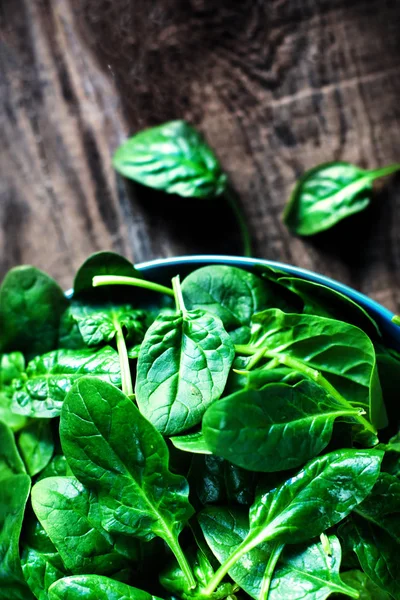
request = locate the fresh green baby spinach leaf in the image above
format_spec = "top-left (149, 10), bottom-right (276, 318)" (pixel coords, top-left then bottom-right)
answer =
top-left (283, 161), bottom-right (400, 235)
top-left (202, 380), bottom-right (360, 472)
top-left (241, 308), bottom-right (386, 431)
top-left (0, 420), bottom-right (26, 480)
top-left (353, 472), bottom-right (400, 541)
top-left (58, 308), bottom-right (86, 350)
top-left (32, 476), bottom-right (129, 576)
top-left (49, 574), bottom-right (163, 600)
top-left (0, 266), bottom-right (68, 356)
top-left (339, 570), bottom-right (392, 599)
top-left (60, 377), bottom-right (196, 588)
top-left (136, 309), bottom-right (234, 435)
top-left (181, 265), bottom-right (291, 345)
top-left (113, 120), bottom-right (227, 199)
top-left (37, 455), bottom-right (73, 481)
top-left (73, 251), bottom-right (141, 296)
top-left (0, 473), bottom-right (35, 600)
top-left (202, 449), bottom-right (382, 594)
top-left (21, 545), bottom-right (66, 600)
top-left (17, 419), bottom-right (54, 476)
top-left (12, 346), bottom-right (121, 418)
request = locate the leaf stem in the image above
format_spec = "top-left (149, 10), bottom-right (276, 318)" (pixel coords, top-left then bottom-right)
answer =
top-left (114, 320), bottom-right (133, 398)
top-left (165, 533), bottom-right (197, 590)
top-left (92, 275), bottom-right (174, 297)
top-left (225, 187), bottom-right (252, 258)
top-left (234, 344), bottom-right (377, 435)
top-left (172, 275), bottom-right (187, 317)
top-left (368, 163), bottom-right (400, 180)
top-left (259, 543), bottom-right (285, 600)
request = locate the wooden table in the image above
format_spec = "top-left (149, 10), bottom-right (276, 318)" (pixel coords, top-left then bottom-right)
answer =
top-left (1, 0), bottom-right (400, 310)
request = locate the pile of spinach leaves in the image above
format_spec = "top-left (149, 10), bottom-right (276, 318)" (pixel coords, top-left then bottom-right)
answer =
top-left (1, 251), bottom-right (400, 600)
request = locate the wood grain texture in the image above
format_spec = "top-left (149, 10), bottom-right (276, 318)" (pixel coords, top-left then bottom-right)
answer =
top-left (1, 0), bottom-right (400, 309)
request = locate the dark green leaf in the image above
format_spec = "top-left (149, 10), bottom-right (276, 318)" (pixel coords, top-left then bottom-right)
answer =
top-left (338, 570), bottom-right (392, 599)
top-left (182, 265), bottom-right (292, 344)
top-left (203, 380), bottom-right (360, 472)
top-left (12, 347), bottom-right (121, 418)
top-left (73, 251), bottom-right (140, 296)
top-left (32, 476), bottom-right (129, 575)
top-left (49, 574), bottom-right (163, 600)
top-left (226, 365), bottom-right (304, 395)
top-left (353, 472), bottom-right (400, 542)
top-left (249, 309), bottom-right (386, 430)
top-left (0, 266), bottom-right (68, 356)
top-left (0, 419), bottom-right (26, 480)
top-left (37, 455), bottom-right (73, 481)
top-left (136, 309), bottom-right (234, 435)
top-left (343, 517), bottom-right (400, 599)
top-left (113, 120), bottom-right (227, 198)
top-left (0, 474), bottom-right (34, 599)
top-left (60, 377), bottom-right (194, 546)
top-left (277, 276), bottom-right (381, 339)
top-left (58, 308), bottom-right (86, 350)
top-left (18, 420), bottom-right (54, 476)
top-left (283, 162), bottom-right (400, 236)
top-left (21, 546), bottom-right (66, 600)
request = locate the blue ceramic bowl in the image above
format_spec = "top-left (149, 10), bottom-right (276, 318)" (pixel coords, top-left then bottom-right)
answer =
top-left (132, 254), bottom-right (400, 350)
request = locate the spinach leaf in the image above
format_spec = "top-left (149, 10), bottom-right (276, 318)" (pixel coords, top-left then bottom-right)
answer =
top-left (0, 420), bottom-right (26, 479)
top-left (276, 276), bottom-right (381, 339)
top-left (342, 517), bottom-right (400, 599)
top-left (182, 265), bottom-right (292, 344)
top-left (283, 161), bottom-right (400, 235)
top-left (170, 431), bottom-right (212, 455)
top-left (71, 304), bottom-right (148, 348)
top-left (60, 377), bottom-right (196, 588)
top-left (226, 365), bottom-right (304, 395)
top-left (353, 472), bottom-right (400, 541)
top-left (73, 251), bottom-right (140, 295)
top-left (202, 380), bottom-right (360, 472)
top-left (198, 506), bottom-right (274, 599)
top-left (339, 570), bottom-right (392, 599)
top-left (200, 449), bottom-right (382, 595)
top-left (267, 536), bottom-right (359, 600)
top-left (58, 308), bottom-right (86, 350)
top-left (0, 474), bottom-right (34, 599)
top-left (0, 266), bottom-right (68, 356)
top-left (245, 308), bottom-right (386, 431)
top-left (32, 476), bottom-right (129, 575)
top-left (18, 420), bottom-right (54, 476)
top-left (12, 346), bottom-right (121, 418)
top-left (113, 120), bottom-right (227, 199)
top-left (0, 352), bottom-right (28, 431)
top-left (49, 575), bottom-right (163, 600)
top-left (136, 309), bottom-right (234, 435)
top-left (21, 546), bottom-right (66, 600)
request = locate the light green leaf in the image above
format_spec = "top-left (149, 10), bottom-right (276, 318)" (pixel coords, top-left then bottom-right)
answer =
top-left (49, 574), bottom-right (163, 600)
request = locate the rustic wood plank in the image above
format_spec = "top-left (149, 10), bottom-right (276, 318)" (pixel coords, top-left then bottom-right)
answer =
top-left (1, 0), bottom-right (400, 311)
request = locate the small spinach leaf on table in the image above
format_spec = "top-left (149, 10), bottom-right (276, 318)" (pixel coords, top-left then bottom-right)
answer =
top-left (136, 309), bottom-right (234, 435)
top-left (0, 266), bottom-right (68, 356)
top-left (283, 161), bottom-right (400, 236)
top-left (32, 476), bottom-right (130, 575)
top-left (202, 380), bottom-right (360, 472)
top-left (49, 574), bottom-right (163, 600)
top-left (113, 120), bottom-right (227, 199)
top-left (339, 570), bottom-right (392, 599)
top-left (60, 377), bottom-right (196, 588)
top-left (182, 265), bottom-right (294, 345)
top-left (12, 346), bottom-right (121, 418)
top-left (246, 308), bottom-right (386, 431)
top-left (18, 419), bottom-right (54, 476)
top-left (0, 473), bottom-right (35, 600)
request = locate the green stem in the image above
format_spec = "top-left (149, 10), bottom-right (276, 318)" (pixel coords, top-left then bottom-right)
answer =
top-left (246, 348), bottom-right (267, 370)
top-left (172, 275), bottom-right (187, 317)
top-left (259, 543), bottom-right (285, 600)
top-left (368, 163), bottom-right (400, 180)
top-left (92, 275), bottom-right (174, 297)
top-left (225, 187), bottom-right (252, 258)
top-left (114, 320), bottom-right (133, 398)
top-left (165, 533), bottom-right (196, 590)
top-left (235, 344), bottom-right (377, 435)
